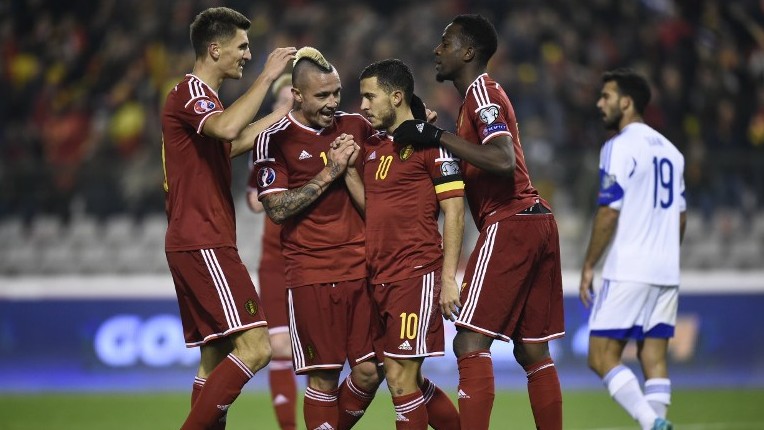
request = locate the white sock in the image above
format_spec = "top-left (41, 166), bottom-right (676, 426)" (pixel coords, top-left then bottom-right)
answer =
top-left (604, 365), bottom-right (658, 429)
top-left (644, 378), bottom-right (671, 418)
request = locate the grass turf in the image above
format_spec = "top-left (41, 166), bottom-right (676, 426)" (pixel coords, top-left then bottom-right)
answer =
top-left (1, 389), bottom-right (763, 429)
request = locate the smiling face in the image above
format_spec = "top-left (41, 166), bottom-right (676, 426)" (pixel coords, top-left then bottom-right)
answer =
top-left (360, 76), bottom-right (396, 132)
top-left (293, 68), bottom-right (342, 129)
top-left (433, 23), bottom-right (467, 83)
top-left (597, 80), bottom-right (625, 131)
top-left (215, 28), bottom-right (251, 79)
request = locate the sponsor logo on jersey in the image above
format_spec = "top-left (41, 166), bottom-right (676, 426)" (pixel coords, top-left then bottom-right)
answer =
top-left (257, 167), bottom-right (276, 188)
top-left (367, 150), bottom-right (377, 161)
top-left (313, 422), bottom-right (335, 430)
top-left (344, 409), bottom-right (365, 417)
top-left (457, 389), bottom-right (470, 399)
top-left (298, 150), bottom-right (312, 160)
top-left (398, 340), bottom-right (412, 351)
top-left (440, 160), bottom-right (460, 176)
top-left (478, 105), bottom-right (500, 124)
top-left (217, 403), bottom-right (232, 411)
top-left (396, 412), bottom-right (410, 422)
top-left (416, 123), bottom-right (424, 133)
top-left (244, 299), bottom-right (258, 316)
top-left (273, 394), bottom-right (289, 406)
top-left (194, 99), bottom-right (216, 114)
top-left (399, 145), bottom-right (414, 161)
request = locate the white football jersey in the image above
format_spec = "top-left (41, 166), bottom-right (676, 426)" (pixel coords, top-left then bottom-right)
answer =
top-left (597, 123), bottom-right (686, 285)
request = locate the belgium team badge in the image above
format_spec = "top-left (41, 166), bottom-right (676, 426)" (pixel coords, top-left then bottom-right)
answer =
top-left (399, 145), bottom-right (414, 161)
top-left (244, 299), bottom-right (258, 316)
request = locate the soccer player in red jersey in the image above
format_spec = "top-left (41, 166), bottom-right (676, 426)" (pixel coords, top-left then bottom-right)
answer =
top-left (246, 73), bottom-right (299, 430)
top-left (253, 47), bottom-right (382, 430)
top-left (161, 7), bottom-right (295, 429)
top-left (344, 58), bottom-right (464, 430)
top-left (394, 14), bottom-right (565, 430)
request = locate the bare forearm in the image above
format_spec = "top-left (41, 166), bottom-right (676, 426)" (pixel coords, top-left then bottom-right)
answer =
top-left (439, 133), bottom-right (515, 176)
top-left (262, 165), bottom-right (342, 223)
top-left (680, 211), bottom-right (687, 245)
top-left (344, 167), bottom-right (365, 215)
top-left (206, 74), bottom-right (274, 142)
top-left (440, 200), bottom-right (465, 279)
top-left (583, 207), bottom-right (618, 270)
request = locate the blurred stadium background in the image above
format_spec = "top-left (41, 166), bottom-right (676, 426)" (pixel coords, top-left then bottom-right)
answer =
top-left (1, 0), bottom-right (764, 427)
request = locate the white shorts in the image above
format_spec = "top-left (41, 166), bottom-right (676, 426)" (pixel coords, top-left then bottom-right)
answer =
top-left (589, 279), bottom-right (678, 340)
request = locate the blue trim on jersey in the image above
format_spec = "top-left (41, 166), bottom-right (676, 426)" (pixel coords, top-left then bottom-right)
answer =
top-left (597, 168), bottom-right (624, 205)
top-left (591, 323), bottom-right (675, 340)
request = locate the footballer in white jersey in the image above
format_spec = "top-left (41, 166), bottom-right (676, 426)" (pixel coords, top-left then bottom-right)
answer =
top-left (580, 69), bottom-right (686, 430)
top-left (598, 122), bottom-right (686, 287)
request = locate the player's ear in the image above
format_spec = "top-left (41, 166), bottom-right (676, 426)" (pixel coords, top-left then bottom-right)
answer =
top-left (463, 46), bottom-right (475, 62)
top-left (209, 43), bottom-right (220, 61)
top-left (292, 87), bottom-right (303, 103)
top-left (391, 90), bottom-right (404, 108)
top-left (620, 95), bottom-right (632, 113)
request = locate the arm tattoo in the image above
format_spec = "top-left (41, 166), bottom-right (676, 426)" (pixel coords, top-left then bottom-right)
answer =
top-left (263, 177), bottom-right (329, 223)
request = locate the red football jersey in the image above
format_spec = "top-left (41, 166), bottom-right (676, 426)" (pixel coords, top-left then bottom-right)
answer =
top-left (253, 112), bottom-right (374, 288)
top-left (162, 74), bottom-right (237, 251)
top-left (457, 73), bottom-right (544, 230)
top-left (362, 133), bottom-right (465, 284)
top-left (246, 168), bottom-right (283, 268)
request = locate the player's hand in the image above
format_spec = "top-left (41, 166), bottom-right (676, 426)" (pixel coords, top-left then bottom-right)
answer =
top-left (579, 266), bottom-right (595, 308)
top-left (425, 108), bottom-right (438, 124)
top-left (326, 134), bottom-right (356, 176)
top-left (440, 277), bottom-right (462, 322)
top-left (393, 120), bottom-right (443, 147)
top-left (261, 47), bottom-right (297, 82)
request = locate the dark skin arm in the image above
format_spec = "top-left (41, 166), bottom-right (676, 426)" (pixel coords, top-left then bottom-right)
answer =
top-left (438, 132), bottom-right (515, 177)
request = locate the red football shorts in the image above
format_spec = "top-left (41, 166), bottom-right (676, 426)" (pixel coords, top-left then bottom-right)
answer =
top-left (457, 214), bottom-right (565, 343)
top-left (166, 247), bottom-right (267, 347)
top-left (287, 279), bottom-right (376, 374)
top-left (371, 269), bottom-right (445, 359)
top-left (258, 259), bottom-right (288, 334)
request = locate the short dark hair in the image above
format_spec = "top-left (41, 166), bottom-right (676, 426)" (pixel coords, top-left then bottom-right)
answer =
top-left (359, 59), bottom-right (414, 103)
top-left (190, 7), bottom-right (250, 59)
top-left (602, 68), bottom-right (652, 115)
top-left (451, 14), bottom-right (498, 65)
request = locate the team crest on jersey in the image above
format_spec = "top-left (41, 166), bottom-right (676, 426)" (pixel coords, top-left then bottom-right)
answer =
top-left (478, 105), bottom-right (500, 124)
top-left (257, 167), bottom-right (276, 188)
top-left (440, 161), bottom-right (460, 176)
top-left (244, 299), bottom-right (258, 316)
top-left (399, 145), bottom-right (414, 161)
top-left (193, 99), bottom-right (216, 114)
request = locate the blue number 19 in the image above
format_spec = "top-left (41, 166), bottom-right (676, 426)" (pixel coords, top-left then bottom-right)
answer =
top-left (652, 157), bottom-right (673, 208)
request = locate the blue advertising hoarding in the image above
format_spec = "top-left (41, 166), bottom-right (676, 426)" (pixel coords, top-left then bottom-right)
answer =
top-left (1, 273), bottom-right (763, 392)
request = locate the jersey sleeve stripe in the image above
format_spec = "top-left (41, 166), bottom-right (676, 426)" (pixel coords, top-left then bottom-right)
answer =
top-left (255, 117), bottom-right (290, 162)
top-left (259, 187), bottom-right (288, 196)
top-left (480, 130), bottom-right (512, 144)
top-left (196, 111), bottom-right (222, 135)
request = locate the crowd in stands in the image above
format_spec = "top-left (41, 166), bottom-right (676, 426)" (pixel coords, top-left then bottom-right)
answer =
top-left (2, 0), bottom-right (763, 227)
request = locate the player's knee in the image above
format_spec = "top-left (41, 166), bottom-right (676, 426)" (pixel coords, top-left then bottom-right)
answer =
top-left (269, 333), bottom-right (292, 358)
top-left (351, 361), bottom-right (383, 390)
top-left (512, 342), bottom-right (549, 368)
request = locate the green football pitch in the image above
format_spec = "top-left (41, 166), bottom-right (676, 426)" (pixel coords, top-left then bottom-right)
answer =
top-left (1, 389), bottom-right (763, 429)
